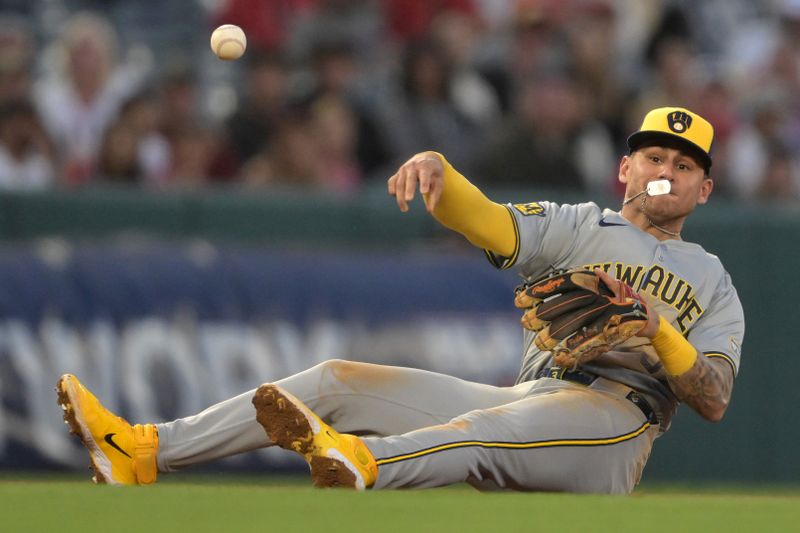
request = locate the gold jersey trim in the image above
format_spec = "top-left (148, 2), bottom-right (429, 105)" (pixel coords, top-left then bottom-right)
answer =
top-left (484, 205), bottom-right (520, 270)
top-left (375, 421), bottom-right (651, 466)
top-left (704, 352), bottom-right (737, 377)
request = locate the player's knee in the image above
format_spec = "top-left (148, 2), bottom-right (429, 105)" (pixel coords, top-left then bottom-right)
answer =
top-left (445, 416), bottom-right (474, 432)
top-left (313, 358), bottom-right (361, 384)
top-left (449, 406), bottom-right (511, 436)
top-left (315, 358), bottom-right (351, 374)
top-left (318, 359), bottom-right (406, 390)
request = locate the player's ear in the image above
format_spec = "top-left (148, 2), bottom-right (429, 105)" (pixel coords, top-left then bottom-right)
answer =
top-left (618, 155), bottom-right (631, 185)
top-left (696, 177), bottom-right (713, 205)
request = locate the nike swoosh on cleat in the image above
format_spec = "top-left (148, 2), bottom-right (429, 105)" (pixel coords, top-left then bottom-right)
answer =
top-left (598, 218), bottom-right (626, 227)
top-left (104, 433), bottom-right (132, 458)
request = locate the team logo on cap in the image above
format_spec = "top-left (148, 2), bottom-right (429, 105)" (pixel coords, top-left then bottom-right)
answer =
top-left (667, 111), bottom-right (692, 134)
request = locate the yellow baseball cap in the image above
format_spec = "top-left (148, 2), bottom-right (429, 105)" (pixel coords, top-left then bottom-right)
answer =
top-left (627, 107), bottom-right (714, 171)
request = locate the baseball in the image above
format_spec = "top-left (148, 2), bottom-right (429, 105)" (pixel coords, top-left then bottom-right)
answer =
top-left (210, 24), bottom-right (247, 61)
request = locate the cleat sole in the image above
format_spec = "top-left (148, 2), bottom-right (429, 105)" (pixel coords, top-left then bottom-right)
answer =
top-left (252, 384), bottom-right (360, 489)
top-left (252, 385), bottom-right (315, 456)
top-left (55, 376), bottom-right (107, 484)
top-left (309, 456), bottom-right (357, 488)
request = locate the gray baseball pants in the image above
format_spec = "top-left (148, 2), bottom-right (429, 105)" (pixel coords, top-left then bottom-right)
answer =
top-left (156, 359), bottom-right (658, 494)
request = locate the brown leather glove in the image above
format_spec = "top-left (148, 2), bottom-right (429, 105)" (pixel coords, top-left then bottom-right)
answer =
top-left (514, 268), bottom-right (650, 368)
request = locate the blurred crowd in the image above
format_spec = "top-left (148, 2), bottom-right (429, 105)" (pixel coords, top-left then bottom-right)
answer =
top-left (1, 0), bottom-right (800, 202)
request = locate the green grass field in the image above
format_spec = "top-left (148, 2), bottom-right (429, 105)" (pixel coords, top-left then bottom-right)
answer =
top-left (2, 474), bottom-right (798, 533)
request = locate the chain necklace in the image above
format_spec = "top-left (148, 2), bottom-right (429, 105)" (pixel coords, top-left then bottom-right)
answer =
top-left (621, 191), bottom-right (681, 238)
top-left (646, 217), bottom-right (681, 237)
top-left (641, 195), bottom-right (680, 237)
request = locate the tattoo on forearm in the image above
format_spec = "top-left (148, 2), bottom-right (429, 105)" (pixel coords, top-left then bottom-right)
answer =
top-left (666, 355), bottom-right (734, 419)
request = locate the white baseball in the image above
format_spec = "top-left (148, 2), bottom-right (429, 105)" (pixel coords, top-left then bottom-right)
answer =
top-left (210, 24), bottom-right (247, 61)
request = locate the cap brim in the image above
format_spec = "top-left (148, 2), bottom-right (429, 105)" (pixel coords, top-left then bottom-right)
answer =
top-left (627, 131), bottom-right (712, 170)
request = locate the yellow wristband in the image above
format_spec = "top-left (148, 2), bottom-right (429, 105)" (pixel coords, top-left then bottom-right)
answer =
top-left (651, 316), bottom-right (698, 376)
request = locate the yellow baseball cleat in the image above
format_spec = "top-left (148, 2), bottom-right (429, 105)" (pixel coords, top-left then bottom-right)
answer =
top-left (253, 384), bottom-right (378, 489)
top-left (56, 374), bottom-right (158, 485)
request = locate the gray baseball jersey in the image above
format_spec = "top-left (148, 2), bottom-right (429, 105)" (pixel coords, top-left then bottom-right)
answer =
top-left (155, 201), bottom-right (743, 494)
top-left (492, 201), bottom-right (744, 431)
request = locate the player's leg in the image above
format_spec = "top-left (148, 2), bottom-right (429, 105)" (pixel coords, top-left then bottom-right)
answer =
top-left (365, 378), bottom-right (658, 494)
top-left (153, 359), bottom-right (531, 473)
top-left (58, 362), bottom-right (524, 484)
top-left (59, 361), bottom-right (512, 484)
top-left (256, 377), bottom-right (658, 494)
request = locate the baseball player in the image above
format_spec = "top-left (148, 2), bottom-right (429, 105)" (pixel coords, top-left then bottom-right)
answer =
top-left (57, 106), bottom-right (742, 494)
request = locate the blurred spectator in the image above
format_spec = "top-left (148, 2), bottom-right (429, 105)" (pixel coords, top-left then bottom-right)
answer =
top-left (165, 121), bottom-right (237, 187)
top-left (767, 36), bottom-right (800, 102)
top-left (756, 145), bottom-right (799, 202)
top-left (721, 0), bottom-right (799, 98)
top-left (693, 80), bottom-right (739, 196)
top-left (227, 50), bottom-right (291, 167)
top-left (480, 0), bottom-right (568, 113)
top-left (429, 10), bottom-right (501, 127)
top-left (97, 120), bottom-right (140, 183)
top-left (564, 0), bottom-right (630, 142)
top-left (120, 91), bottom-right (171, 184)
top-left (5, 0), bottom-right (799, 204)
top-left (759, 12), bottom-right (800, 159)
top-left (156, 57), bottom-right (239, 185)
top-left (608, 0), bottom-right (664, 81)
top-left (515, 0), bottom-right (569, 62)
top-left (288, 0), bottom-right (384, 65)
top-left (165, 122), bottom-right (212, 187)
top-left (380, 39), bottom-right (483, 172)
top-left (632, 8), bottom-right (701, 121)
top-left (241, 111), bottom-right (323, 188)
top-left (97, 90), bottom-right (171, 186)
top-left (0, 17), bottom-right (34, 105)
top-left (727, 89), bottom-right (800, 202)
top-left (470, 0), bottom-right (516, 31)
top-left (671, 0), bottom-right (762, 63)
top-left (212, 0), bottom-right (319, 53)
top-left (33, 11), bottom-right (148, 185)
top-left (309, 95), bottom-right (362, 194)
top-left (0, 99), bottom-right (55, 190)
top-left (384, 0), bottom-right (477, 43)
top-left (159, 59), bottom-right (202, 140)
top-left (476, 72), bottom-right (614, 192)
top-left (298, 40), bottom-right (391, 179)
top-left (628, 35), bottom-right (703, 144)
top-left (105, 0), bottom-right (205, 69)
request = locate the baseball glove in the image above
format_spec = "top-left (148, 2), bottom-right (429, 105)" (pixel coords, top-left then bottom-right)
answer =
top-left (514, 268), bottom-right (650, 367)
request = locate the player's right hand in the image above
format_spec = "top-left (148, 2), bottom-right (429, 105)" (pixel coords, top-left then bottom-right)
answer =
top-left (387, 152), bottom-right (445, 213)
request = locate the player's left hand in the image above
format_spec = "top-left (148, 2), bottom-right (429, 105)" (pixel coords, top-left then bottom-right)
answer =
top-left (387, 152), bottom-right (445, 213)
top-left (514, 268), bottom-right (656, 367)
top-left (594, 269), bottom-right (660, 338)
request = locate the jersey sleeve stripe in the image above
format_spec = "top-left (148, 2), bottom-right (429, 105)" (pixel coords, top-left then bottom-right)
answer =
top-left (502, 204), bottom-right (521, 269)
top-left (374, 420), bottom-right (651, 466)
top-left (483, 249), bottom-right (502, 268)
top-left (483, 205), bottom-right (521, 270)
top-left (704, 352), bottom-right (737, 376)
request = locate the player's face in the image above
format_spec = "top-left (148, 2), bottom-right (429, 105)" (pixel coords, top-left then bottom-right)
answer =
top-left (619, 146), bottom-right (713, 223)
